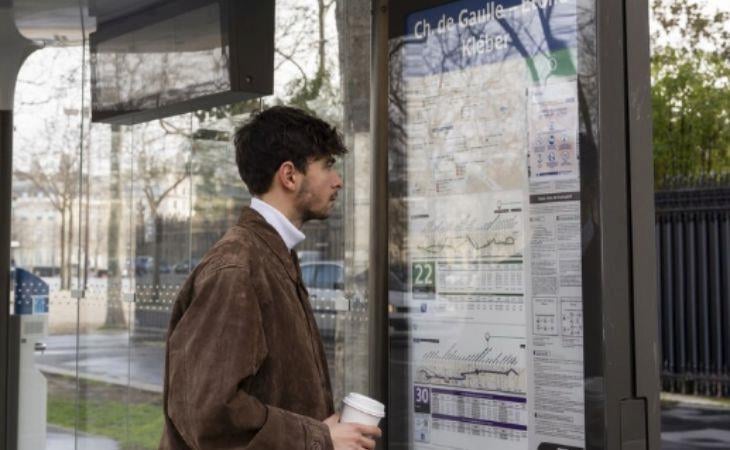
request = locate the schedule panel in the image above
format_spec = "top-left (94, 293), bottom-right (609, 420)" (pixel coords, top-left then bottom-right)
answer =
top-left (387, 1), bottom-right (591, 449)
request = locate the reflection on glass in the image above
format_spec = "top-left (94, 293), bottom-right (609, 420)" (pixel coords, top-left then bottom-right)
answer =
top-left (189, 116), bottom-right (248, 265)
top-left (122, 115), bottom-right (194, 448)
top-left (92, 3), bottom-right (229, 117)
top-left (10, 0), bottom-right (373, 447)
top-left (12, 47), bottom-right (88, 449)
top-left (76, 119), bottom-right (131, 450)
top-left (388, 1), bottom-right (589, 449)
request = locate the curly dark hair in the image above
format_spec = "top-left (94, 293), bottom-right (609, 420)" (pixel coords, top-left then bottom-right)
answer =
top-left (234, 106), bottom-right (348, 195)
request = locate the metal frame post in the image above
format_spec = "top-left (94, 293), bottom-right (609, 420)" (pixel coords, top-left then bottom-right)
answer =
top-left (588, 0), bottom-right (660, 448)
top-left (593, 0), bottom-right (635, 446)
top-left (369, 0), bottom-right (390, 447)
top-left (625, 0), bottom-right (661, 447)
top-left (1, 108), bottom-right (13, 450)
top-left (0, 7), bottom-right (39, 448)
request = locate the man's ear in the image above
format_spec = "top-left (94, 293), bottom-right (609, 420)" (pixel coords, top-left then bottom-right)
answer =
top-left (276, 161), bottom-right (299, 192)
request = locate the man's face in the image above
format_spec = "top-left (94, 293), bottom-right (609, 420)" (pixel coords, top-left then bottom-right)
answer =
top-left (295, 156), bottom-right (343, 222)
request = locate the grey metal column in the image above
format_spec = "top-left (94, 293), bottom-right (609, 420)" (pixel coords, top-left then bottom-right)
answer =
top-left (588, 0), bottom-right (660, 448)
top-left (0, 6), bottom-right (39, 449)
top-left (625, 0), bottom-right (661, 446)
top-left (0, 106), bottom-right (13, 450)
top-left (594, 0), bottom-right (634, 444)
top-left (368, 1), bottom-right (389, 447)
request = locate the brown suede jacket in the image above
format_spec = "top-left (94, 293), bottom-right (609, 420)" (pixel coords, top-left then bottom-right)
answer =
top-left (159, 207), bottom-right (335, 450)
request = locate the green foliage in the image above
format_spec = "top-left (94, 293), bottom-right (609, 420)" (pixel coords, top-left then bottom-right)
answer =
top-left (651, 0), bottom-right (730, 188)
top-left (287, 67), bottom-right (329, 111)
top-left (47, 375), bottom-right (164, 450)
top-left (652, 48), bottom-right (730, 185)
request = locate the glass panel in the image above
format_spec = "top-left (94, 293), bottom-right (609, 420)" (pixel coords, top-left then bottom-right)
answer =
top-left (10, 0), bottom-right (373, 448)
top-left (12, 46), bottom-right (87, 449)
top-left (188, 113), bottom-right (247, 271)
top-left (387, 1), bottom-right (593, 449)
top-left (127, 113), bottom-right (194, 449)
top-left (316, 264), bottom-right (343, 290)
top-left (328, 0), bottom-right (373, 406)
top-left (302, 264), bottom-right (317, 287)
top-left (76, 92), bottom-right (135, 450)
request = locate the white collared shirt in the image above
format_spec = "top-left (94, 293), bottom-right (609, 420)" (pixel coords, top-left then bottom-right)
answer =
top-left (249, 197), bottom-right (305, 251)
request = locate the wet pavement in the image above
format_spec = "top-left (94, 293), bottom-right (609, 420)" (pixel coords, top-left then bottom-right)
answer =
top-left (36, 332), bottom-right (164, 392)
top-left (661, 404), bottom-right (730, 449)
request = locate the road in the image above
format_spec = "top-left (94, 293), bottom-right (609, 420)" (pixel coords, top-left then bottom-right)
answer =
top-left (36, 331), bottom-right (165, 392)
top-left (661, 404), bottom-right (730, 449)
top-left (36, 329), bottom-right (336, 394)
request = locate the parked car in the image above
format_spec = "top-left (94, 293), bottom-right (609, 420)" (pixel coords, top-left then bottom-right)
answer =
top-left (158, 261), bottom-right (172, 274)
top-left (300, 261), bottom-right (344, 339)
top-left (134, 256), bottom-right (154, 275)
top-left (352, 265), bottom-right (411, 336)
top-left (300, 260), bottom-right (344, 291)
top-left (128, 256), bottom-right (172, 276)
top-left (174, 258), bottom-right (200, 274)
top-left (297, 250), bottom-right (323, 263)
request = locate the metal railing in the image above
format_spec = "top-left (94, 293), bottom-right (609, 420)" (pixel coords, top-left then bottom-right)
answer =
top-left (655, 186), bottom-right (730, 396)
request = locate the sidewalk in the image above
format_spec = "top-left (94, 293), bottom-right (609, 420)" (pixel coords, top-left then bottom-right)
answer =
top-left (661, 394), bottom-right (730, 450)
top-left (47, 425), bottom-right (119, 450)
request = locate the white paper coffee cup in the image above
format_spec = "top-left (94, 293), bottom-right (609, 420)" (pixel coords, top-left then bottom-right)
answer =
top-left (340, 392), bottom-right (385, 426)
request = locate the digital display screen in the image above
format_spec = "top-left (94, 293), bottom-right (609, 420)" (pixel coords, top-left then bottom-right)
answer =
top-left (91, 2), bottom-right (232, 123)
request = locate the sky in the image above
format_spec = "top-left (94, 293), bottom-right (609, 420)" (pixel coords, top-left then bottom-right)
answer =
top-left (650, 0), bottom-right (730, 51)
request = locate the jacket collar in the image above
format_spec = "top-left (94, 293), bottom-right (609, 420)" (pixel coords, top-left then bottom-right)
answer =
top-left (237, 207), bottom-right (299, 282)
top-left (249, 198), bottom-right (305, 250)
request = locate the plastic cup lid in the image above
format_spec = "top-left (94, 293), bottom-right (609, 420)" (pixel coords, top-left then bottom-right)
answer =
top-left (343, 392), bottom-right (385, 418)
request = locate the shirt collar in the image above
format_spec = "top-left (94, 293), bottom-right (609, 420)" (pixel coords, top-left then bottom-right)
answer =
top-left (249, 197), bottom-right (305, 251)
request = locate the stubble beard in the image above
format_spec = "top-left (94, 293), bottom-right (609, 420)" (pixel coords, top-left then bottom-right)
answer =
top-left (297, 179), bottom-right (331, 223)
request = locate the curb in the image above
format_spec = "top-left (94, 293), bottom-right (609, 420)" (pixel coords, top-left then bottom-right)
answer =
top-left (661, 392), bottom-right (730, 410)
top-left (38, 364), bottom-right (163, 393)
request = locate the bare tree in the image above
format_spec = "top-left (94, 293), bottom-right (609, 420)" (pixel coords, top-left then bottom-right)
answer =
top-left (277, 0), bottom-right (340, 118)
top-left (104, 124), bottom-right (126, 326)
top-left (14, 48), bottom-right (86, 290)
top-left (136, 119), bottom-right (192, 299)
top-left (14, 117), bottom-right (81, 290)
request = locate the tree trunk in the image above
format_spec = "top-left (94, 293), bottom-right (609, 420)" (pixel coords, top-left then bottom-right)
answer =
top-left (105, 124), bottom-right (126, 327)
top-left (67, 198), bottom-right (74, 289)
top-left (336, 0), bottom-right (370, 134)
top-left (60, 207), bottom-right (66, 289)
top-left (153, 213), bottom-right (163, 302)
top-left (318, 0), bottom-right (327, 80)
top-left (334, 0), bottom-right (371, 403)
top-left (83, 170), bottom-right (91, 289)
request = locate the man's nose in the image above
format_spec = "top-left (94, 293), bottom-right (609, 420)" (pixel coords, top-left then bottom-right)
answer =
top-left (333, 172), bottom-right (343, 189)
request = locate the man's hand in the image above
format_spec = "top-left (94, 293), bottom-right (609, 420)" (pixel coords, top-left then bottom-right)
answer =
top-left (324, 414), bottom-right (382, 450)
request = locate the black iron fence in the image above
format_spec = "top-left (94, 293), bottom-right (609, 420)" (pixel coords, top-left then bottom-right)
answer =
top-left (655, 185), bottom-right (730, 396)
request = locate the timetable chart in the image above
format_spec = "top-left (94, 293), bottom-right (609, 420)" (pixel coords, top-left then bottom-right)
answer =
top-left (414, 386), bottom-right (527, 449)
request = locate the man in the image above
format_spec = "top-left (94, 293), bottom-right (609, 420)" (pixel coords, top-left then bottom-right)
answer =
top-left (160, 106), bottom-right (381, 450)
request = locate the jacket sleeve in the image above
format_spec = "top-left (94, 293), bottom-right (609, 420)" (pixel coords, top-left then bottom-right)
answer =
top-left (165, 265), bottom-right (333, 450)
